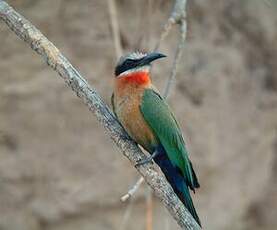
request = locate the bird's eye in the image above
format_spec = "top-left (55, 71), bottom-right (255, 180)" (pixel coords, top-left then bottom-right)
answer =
top-left (124, 59), bottom-right (135, 65)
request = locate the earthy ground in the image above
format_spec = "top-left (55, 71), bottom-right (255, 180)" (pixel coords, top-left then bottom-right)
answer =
top-left (0, 0), bottom-right (277, 229)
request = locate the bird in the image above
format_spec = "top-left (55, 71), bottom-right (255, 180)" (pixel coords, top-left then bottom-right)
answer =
top-left (111, 51), bottom-right (201, 226)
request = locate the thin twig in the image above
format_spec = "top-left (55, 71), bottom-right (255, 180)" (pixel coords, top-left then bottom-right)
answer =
top-left (107, 0), bottom-right (123, 59)
top-left (154, 19), bottom-right (175, 52)
top-left (120, 176), bottom-right (144, 202)
top-left (0, 1), bottom-right (200, 229)
top-left (163, 19), bottom-right (187, 99)
top-left (154, 0), bottom-right (187, 51)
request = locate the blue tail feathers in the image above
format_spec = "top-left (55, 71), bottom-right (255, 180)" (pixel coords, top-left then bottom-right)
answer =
top-left (153, 145), bottom-right (201, 227)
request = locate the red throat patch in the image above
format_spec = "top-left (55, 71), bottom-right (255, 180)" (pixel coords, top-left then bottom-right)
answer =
top-left (117, 71), bottom-right (151, 86)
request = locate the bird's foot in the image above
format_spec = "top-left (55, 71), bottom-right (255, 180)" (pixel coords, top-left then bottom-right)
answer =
top-left (135, 150), bottom-right (159, 167)
top-left (135, 157), bottom-right (154, 167)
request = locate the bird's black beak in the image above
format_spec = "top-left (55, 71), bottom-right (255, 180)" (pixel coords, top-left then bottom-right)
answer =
top-left (139, 52), bottom-right (166, 66)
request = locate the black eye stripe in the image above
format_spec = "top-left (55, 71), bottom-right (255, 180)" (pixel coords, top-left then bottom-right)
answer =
top-left (115, 58), bottom-right (143, 76)
top-left (125, 58), bottom-right (143, 64)
top-left (124, 59), bottom-right (135, 64)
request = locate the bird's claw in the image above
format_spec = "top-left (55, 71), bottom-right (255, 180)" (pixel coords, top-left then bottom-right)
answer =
top-left (135, 158), bottom-right (154, 167)
top-left (135, 151), bottom-right (159, 167)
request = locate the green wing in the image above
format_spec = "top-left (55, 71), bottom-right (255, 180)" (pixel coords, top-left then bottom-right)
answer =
top-left (140, 88), bottom-right (199, 190)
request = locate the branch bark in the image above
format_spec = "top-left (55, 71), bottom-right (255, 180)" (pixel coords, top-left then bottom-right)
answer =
top-left (0, 1), bottom-right (200, 229)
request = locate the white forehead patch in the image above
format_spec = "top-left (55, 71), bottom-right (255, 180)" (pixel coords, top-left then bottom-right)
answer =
top-left (127, 51), bottom-right (147, 60)
top-left (117, 51), bottom-right (147, 67)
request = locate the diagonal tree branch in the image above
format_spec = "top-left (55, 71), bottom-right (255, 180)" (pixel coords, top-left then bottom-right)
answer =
top-left (0, 1), bottom-right (200, 230)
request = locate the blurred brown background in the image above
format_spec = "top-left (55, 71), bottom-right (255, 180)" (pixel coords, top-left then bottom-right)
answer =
top-left (0, 0), bottom-right (277, 229)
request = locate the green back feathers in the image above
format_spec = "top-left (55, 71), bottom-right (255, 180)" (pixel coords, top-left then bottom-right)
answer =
top-left (140, 88), bottom-right (199, 190)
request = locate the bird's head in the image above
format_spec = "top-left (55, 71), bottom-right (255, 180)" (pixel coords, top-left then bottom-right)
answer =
top-left (114, 51), bottom-right (166, 77)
